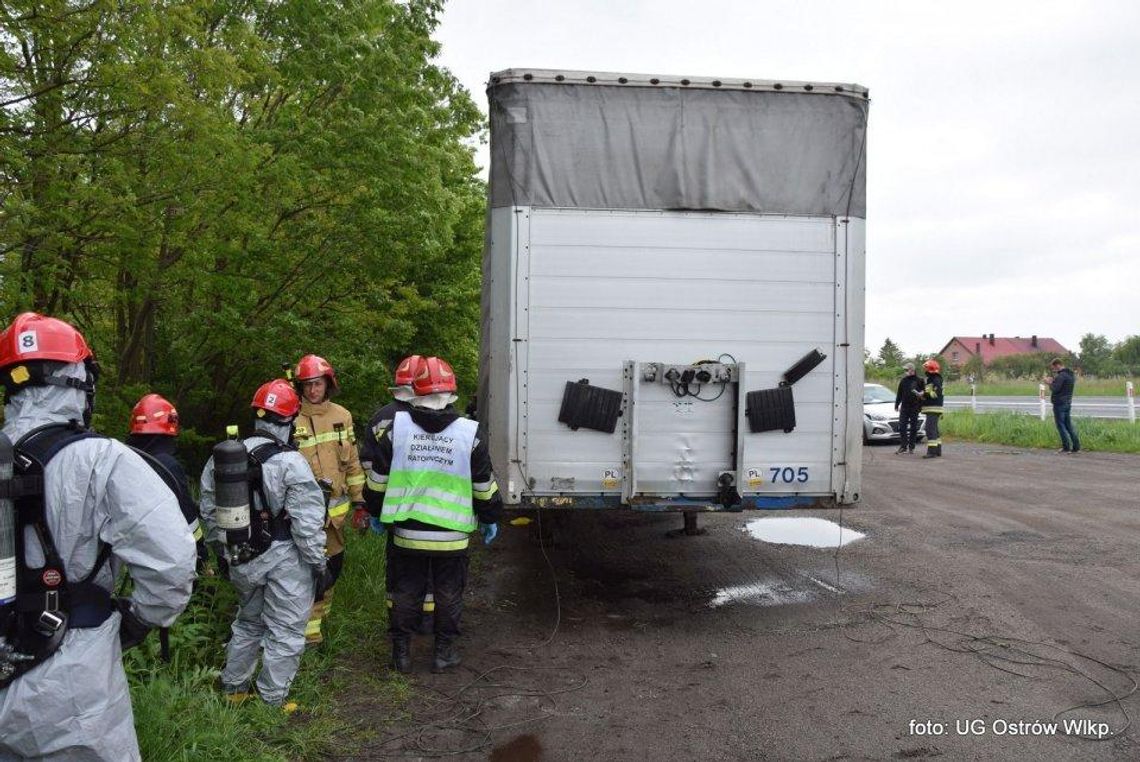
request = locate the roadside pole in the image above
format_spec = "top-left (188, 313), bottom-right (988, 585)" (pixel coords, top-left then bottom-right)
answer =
top-left (1038, 384), bottom-right (1047, 421)
top-left (1128, 381), bottom-right (1136, 424)
top-left (970, 383), bottom-right (977, 412)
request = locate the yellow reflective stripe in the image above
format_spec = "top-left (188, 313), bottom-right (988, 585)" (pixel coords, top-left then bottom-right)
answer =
top-left (472, 481), bottom-right (499, 500)
top-left (328, 500), bottom-right (351, 518)
top-left (346, 474), bottom-right (366, 486)
top-left (305, 619), bottom-right (322, 636)
top-left (192, 524), bottom-right (204, 541)
top-left (422, 600), bottom-right (436, 612)
top-left (367, 475), bottom-right (388, 492)
top-left (927, 439), bottom-right (943, 445)
top-left (297, 430), bottom-right (355, 448)
top-left (921, 407), bottom-right (943, 414)
top-left (393, 535), bottom-right (470, 552)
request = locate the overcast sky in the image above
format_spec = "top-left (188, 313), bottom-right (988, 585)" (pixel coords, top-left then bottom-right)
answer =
top-left (436, 0), bottom-right (1139, 359)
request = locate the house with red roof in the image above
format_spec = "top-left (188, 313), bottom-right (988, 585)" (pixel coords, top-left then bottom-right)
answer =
top-left (938, 334), bottom-right (1070, 367)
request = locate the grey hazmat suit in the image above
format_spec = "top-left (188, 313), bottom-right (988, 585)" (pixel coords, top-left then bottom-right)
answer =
top-left (199, 419), bottom-right (326, 705)
top-left (0, 362), bottom-right (197, 761)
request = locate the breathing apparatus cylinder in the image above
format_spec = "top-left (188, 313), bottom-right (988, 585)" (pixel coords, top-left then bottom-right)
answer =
top-left (0, 433), bottom-right (15, 613)
top-left (213, 438), bottom-right (251, 539)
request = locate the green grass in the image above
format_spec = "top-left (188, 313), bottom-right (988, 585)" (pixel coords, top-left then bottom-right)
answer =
top-left (943, 378), bottom-right (1137, 397)
top-left (126, 531), bottom-right (400, 761)
top-left (940, 410), bottom-right (1140, 453)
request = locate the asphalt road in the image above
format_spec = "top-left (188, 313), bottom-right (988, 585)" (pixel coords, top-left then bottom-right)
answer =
top-left (350, 444), bottom-right (1140, 761)
top-left (944, 396), bottom-right (1136, 420)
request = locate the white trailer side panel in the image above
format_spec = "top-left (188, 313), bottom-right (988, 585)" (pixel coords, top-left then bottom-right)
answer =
top-left (495, 207), bottom-right (861, 505)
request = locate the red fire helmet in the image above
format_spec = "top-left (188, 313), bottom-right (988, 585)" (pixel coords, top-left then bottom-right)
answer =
top-left (294, 354), bottom-right (339, 394)
top-left (413, 357), bottom-right (457, 396)
top-left (130, 393), bottom-right (181, 436)
top-left (0, 312), bottom-right (93, 370)
top-left (923, 359), bottom-right (941, 374)
top-left (393, 355), bottom-right (425, 387)
top-left (252, 378), bottom-right (301, 419)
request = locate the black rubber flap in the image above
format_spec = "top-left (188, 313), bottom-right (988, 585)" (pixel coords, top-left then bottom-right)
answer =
top-left (782, 348), bottom-right (827, 386)
top-left (746, 386), bottom-right (796, 434)
top-left (558, 380), bottom-right (623, 433)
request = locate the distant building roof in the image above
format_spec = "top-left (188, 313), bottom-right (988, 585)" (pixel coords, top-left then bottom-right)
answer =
top-left (939, 335), bottom-right (1070, 365)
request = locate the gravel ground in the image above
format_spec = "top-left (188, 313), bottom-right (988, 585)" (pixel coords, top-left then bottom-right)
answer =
top-left (347, 443), bottom-right (1140, 761)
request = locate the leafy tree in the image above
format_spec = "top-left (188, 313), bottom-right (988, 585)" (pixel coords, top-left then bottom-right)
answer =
top-left (877, 338), bottom-right (905, 370)
top-left (1078, 333), bottom-right (1113, 376)
top-left (1, 1), bottom-right (486, 451)
top-left (1114, 335), bottom-right (1140, 373)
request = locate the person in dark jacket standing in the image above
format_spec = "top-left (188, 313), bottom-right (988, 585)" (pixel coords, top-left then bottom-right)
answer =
top-left (364, 356), bottom-right (503, 674)
top-left (126, 393), bottom-right (209, 570)
top-left (1045, 358), bottom-right (1080, 453)
top-left (894, 362), bottom-right (923, 454)
top-left (919, 359), bottom-right (944, 458)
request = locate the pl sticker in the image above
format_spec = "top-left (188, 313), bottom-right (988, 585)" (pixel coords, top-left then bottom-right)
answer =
top-left (602, 468), bottom-right (621, 489)
top-left (746, 468), bottom-right (764, 488)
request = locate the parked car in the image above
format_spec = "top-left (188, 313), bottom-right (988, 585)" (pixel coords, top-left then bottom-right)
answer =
top-left (863, 383), bottom-right (926, 444)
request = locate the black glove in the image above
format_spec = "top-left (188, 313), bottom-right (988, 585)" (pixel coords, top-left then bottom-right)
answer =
top-left (312, 565), bottom-right (334, 601)
top-left (116, 598), bottom-right (152, 652)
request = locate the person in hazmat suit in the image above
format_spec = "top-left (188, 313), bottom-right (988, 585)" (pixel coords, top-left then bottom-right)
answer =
top-left (0, 312), bottom-right (196, 761)
top-left (125, 393), bottom-right (208, 570)
top-left (292, 354), bottom-right (366, 646)
top-left (199, 378), bottom-right (330, 707)
top-left (364, 357), bottom-right (502, 673)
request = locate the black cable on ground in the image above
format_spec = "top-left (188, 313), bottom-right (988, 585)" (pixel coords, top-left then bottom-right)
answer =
top-left (841, 590), bottom-right (1136, 741)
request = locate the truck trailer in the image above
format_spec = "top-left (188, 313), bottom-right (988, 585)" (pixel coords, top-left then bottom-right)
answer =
top-left (478, 69), bottom-right (869, 516)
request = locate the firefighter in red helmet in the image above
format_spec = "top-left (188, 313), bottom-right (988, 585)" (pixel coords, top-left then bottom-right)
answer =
top-left (919, 359), bottom-right (944, 458)
top-left (292, 354), bottom-right (366, 645)
top-left (126, 393), bottom-right (208, 569)
top-left (364, 357), bottom-right (502, 673)
top-left (198, 378), bottom-right (329, 706)
top-left (0, 313), bottom-right (195, 759)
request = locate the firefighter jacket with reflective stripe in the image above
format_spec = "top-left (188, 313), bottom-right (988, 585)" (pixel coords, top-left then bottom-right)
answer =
top-left (295, 399), bottom-right (365, 511)
top-left (920, 372), bottom-right (944, 415)
top-left (365, 407), bottom-right (502, 555)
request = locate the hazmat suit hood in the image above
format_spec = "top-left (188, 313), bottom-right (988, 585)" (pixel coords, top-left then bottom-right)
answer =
top-left (253, 416), bottom-right (294, 444)
top-left (411, 392), bottom-right (459, 411)
top-left (390, 384), bottom-right (415, 402)
top-left (3, 361), bottom-right (89, 440)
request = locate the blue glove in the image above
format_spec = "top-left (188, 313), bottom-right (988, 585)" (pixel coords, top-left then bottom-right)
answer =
top-left (479, 522), bottom-right (498, 545)
top-left (369, 517), bottom-right (386, 536)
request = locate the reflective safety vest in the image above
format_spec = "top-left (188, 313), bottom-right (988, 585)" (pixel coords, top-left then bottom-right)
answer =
top-left (380, 412), bottom-right (478, 543)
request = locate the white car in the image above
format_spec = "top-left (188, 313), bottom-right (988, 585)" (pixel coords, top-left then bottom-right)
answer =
top-left (863, 383), bottom-right (926, 444)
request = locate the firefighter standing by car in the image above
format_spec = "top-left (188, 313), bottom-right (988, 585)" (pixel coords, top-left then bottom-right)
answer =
top-left (199, 379), bottom-right (331, 707)
top-left (125, 393), bottom-right (209, 571)
top-left (918, 359), bottom-right (944, 458)
top-left (356, 355), bottom-right (436, 628)
top-left (364, 357), bottom-right (502, 674)
top-left (0, 313), bottom-right (196, 760)
top-left (292, 354), bottom-right (366, 646)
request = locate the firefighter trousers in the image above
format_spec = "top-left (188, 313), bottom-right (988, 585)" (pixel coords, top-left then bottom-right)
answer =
top-left (389, 552), bottom-right (467, 642)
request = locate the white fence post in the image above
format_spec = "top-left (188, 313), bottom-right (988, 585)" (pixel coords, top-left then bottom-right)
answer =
top-left (1038, 383), bottom-right (1047, 421)
top-left (1128, 381), bottom-right (1136, 424)
top-left (970, 383), bottom-right (977, 412)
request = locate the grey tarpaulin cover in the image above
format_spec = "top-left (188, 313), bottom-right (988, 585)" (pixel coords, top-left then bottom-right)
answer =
top-left (488, 70), bottom-right (869, 217)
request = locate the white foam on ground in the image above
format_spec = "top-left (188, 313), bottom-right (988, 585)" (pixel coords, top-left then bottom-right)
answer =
top-left (708, 581), bottom-right (815, 608)
top-left (744, 517), bottom-right (865, 548)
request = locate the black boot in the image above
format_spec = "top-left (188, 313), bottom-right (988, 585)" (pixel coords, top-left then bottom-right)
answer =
top-left (895, 445), bottom-right (907, 454)
top-left (432, 638), bottom-right (461, 673)
top-left (390, 638), bottom-right (412, 674)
